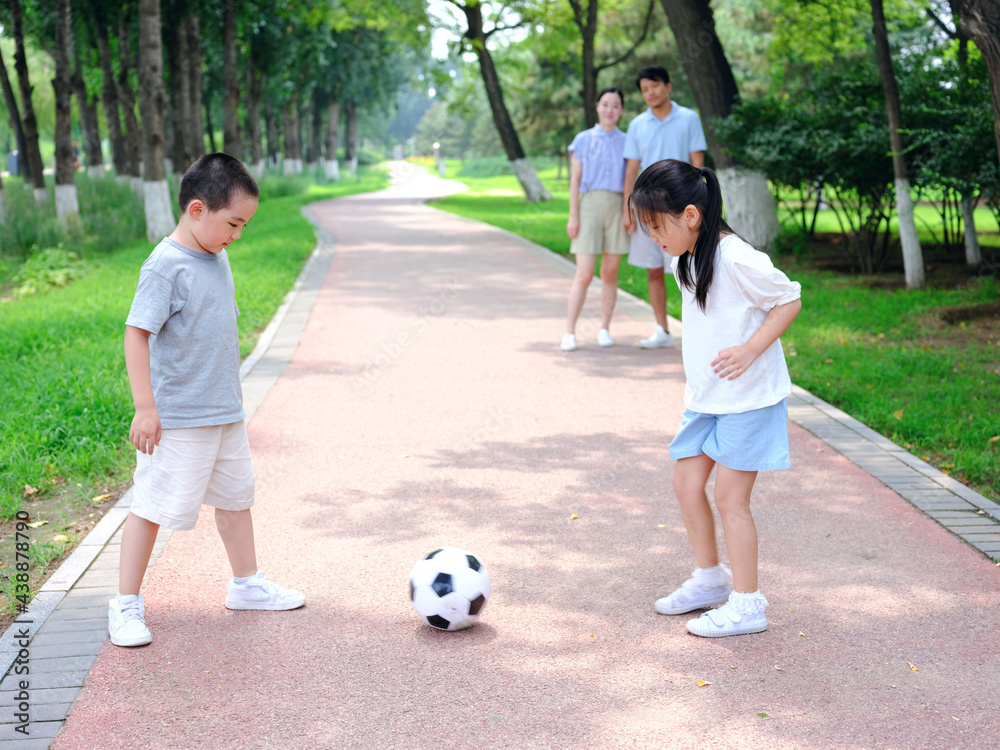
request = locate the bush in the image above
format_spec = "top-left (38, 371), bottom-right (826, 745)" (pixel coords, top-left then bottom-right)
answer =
top-left (10, 246), bottom-right (87, 298)
top-left (457, 156), bottom-right (559, 178)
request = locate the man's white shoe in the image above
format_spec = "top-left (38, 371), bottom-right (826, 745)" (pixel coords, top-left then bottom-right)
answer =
top-left (225, 570), bottom-right (306, 611)
top-left (640, 325), bottom-right (674, 349)
top-left (597, 329), bottom-right (614, 348)
top-left (108, 594), bottom-right (152, 647)
top-left (560, 333), bottom-right (577, 352)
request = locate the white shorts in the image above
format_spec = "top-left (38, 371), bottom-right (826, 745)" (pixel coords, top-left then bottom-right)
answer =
top-left (131, 421), bottom-right (255, 531)
top-left (627, 227), bottom-right (674, 272)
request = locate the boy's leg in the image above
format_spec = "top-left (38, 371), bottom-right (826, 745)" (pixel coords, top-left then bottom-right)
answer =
top-left (673, 454), bottom-right (720, 568)
top-left (215, 508), bottom-right (258, 578)
top-left (599, 253), bottom-right (620, 330)
top-left (646, 268), bottom-right (668, 331)
top-left (566, 253), bottom-right (598, 335)
top-left (713, 466), bottom-right (759, 593)
top-left (119, 512), bottom-right (161, 595)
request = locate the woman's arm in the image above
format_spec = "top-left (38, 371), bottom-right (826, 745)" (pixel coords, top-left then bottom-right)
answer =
top-left (566, 153), bottom-right (583, 239)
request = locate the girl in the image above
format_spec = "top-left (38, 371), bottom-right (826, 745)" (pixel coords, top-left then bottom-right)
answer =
top-left (630, 160), bottom-right (802, 637)
top-left (562, 87), bottom-right (630, 351)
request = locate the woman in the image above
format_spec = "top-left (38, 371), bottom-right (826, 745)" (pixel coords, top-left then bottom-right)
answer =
top-left (562, 87), bottom-right (630, 352)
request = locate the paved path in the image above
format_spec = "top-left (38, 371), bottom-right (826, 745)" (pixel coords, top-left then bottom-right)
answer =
top-left (4, 165), bottom-right (999, 748)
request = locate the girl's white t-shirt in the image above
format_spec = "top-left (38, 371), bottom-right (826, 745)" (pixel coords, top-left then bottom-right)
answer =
top-left (671, 234), bottom-right (802, 415)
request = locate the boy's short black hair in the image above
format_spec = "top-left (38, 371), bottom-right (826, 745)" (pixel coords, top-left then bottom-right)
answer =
top-left (635, 65), bottom-right (670, 90)
top-left (178, 153), bottom-right (259, 212)
top-left (597, 86), bottom-right (625, 107)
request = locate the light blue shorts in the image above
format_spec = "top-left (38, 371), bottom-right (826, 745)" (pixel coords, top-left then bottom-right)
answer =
top-left (669, 399), bottom-right (791, 471)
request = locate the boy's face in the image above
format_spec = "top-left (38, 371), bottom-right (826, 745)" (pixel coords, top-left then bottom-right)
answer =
top-left (639, 78), bottom-right (671, 110)
top-left (187, 194), bottom-right (259, 254)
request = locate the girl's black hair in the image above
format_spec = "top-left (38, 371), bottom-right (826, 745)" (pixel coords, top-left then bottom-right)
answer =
top-left (629, 159), bottom-right (733, 311)
top-left (597, 86), bottom-right (624, 107)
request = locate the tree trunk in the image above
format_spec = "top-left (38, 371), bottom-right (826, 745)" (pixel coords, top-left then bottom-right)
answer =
top-left (325, 98), bottom-right (340, 180)
top-left (72, 38), bottom-right (104, 179)
top-left (96, 18), bottom-right (127, 177)
top-left (953, 0), bottom-right (1000, 172)
top-left (344, 99), bottom-right (358, 174)
top-left (138, 0), bottom-right (175, 240)
top-left (246, 57), bottom-right (265, 176)
top-left (0, 44), bottom-right (31, 183)
top-left (53, 0), bottom-right (79, 227)
top-left (961, 192), bottom-right (982, 265)
top-left (222, 0), bottom-right (240, 157)
top-left (871, 0), bottom-right (924, 290)
top-left (459, 2), bottom-right (550, 201)
top-left (309, 87), bottom-right (324, 168)
top-left (569, 0), bottom-right (599, 127)
top-left (119, 17), bottom-right (143, 188)
top-left (166, 11), bottom-right (193, 174)
top-left (186, 14), bottom-right (205, 160)
top-left (205, 98), bottom-right (217, 153)
top-left (0, 172), bottom-right (5, 222)
top-left (659, 0), bottom-right (779, 249)
top-left (282, 96), bottom-right (302, 174)
top-left (265, 98), bottom-right (278, 166)
top-left (10, 0), bottom-right (47, 199)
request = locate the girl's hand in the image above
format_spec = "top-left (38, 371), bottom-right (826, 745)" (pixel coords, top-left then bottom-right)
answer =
top-left (711, 345), bottom-right (756, 380)
top-left (567, 216), bottom-right (580, 239)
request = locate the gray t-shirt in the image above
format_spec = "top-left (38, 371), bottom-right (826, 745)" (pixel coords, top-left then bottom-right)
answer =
top-left (126, 238), bottom-right (245, 428)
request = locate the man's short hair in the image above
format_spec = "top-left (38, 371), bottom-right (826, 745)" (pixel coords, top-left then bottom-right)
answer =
top-left (635, 65), bottom-right (670, 90)
top-left (178, 153), bottom-right (259, 212)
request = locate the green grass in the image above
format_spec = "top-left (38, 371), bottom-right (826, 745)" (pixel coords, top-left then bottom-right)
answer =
top-left (0, 165), bottom-right (389, 520)
top-left (434, 161), bottom-right (1000, 503)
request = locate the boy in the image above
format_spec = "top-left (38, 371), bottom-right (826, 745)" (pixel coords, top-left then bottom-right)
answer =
top-left (110, 153), bottom-right (305, 647)
top-left (621, 65), bottom-right (708, 349)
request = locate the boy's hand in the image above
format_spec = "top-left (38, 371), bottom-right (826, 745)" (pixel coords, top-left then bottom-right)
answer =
top-left (712, 345), bottom-right (756, 380)
top-left (130, 408), bottom-right (161, 454)
top-left (566, 216), bottom-right (580, 239)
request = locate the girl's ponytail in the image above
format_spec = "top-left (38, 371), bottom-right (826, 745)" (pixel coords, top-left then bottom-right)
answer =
top-left (630, 160), bottom-right (733, 311)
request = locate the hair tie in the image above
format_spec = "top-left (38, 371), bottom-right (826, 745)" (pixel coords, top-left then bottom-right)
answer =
top-left (698, 166), bottom-right (706, 177)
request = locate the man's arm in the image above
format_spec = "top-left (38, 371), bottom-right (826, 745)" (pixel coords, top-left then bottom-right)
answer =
top-left (124, 325), bottom-right (160, 454)
top-left (567, 153), bottom-right (583, 239)
top-left (689, 151), bottom-right (705, 168)
top-left (622, 159), bottom-right (641, 233)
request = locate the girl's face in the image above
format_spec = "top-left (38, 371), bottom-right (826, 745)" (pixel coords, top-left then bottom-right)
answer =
top-left (643, 206), bottom-right (701, 257)
top-left (596, 92), bottom-right (623, 127)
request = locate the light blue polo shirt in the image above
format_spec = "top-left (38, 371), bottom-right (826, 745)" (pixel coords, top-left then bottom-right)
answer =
top-left (623, 103), bottom-right (708, 169)
top-left (568, 125), bottom-right (627, 194)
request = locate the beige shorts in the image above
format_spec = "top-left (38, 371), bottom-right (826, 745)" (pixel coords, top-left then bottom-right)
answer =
top-left (131, 421), bottom-right (255, 531)
top-left (570, 190), bottom-right (630, 256)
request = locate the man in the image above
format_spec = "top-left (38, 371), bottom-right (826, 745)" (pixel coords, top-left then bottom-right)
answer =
top-left (622, 65), bottom-right (707, 348)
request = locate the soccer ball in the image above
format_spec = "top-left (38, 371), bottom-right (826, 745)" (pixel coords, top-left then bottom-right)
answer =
top-left (409, 547), bottom-right (491, 631)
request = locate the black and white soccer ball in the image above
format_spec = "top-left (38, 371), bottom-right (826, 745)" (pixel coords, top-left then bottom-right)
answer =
top-left (409, 547), bottom-right (491, 631)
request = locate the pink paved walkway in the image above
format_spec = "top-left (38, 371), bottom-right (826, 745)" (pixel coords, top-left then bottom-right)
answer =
top-left (55, 169), bottom-right (999, 748)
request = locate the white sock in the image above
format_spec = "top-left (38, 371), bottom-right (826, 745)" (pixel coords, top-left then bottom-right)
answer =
top-left (116, 593), bottom-right (139, 603)
top-left (692, 565), bottom-right (728, 588)
top-left (729, 589), bottom-right (769, 615)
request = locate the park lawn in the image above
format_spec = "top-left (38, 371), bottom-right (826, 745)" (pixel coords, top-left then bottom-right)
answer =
top-left (0, 166), bottom-right (388, 616)
top-left (433, 163), bottom-right (1000, 506)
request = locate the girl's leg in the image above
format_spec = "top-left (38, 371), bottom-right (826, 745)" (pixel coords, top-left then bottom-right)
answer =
top-left (216, 508), bottom-right (258, 578)
top-left (566, 253), bottom-right (598, 334)
top-left (673, 454), bottom-right (719, 568)
top-left (119, 512), bottom-right (160, 595)
top-left (599, 253), bottom-right (620, 330)
top-left (713, 466), bottom-right (760, 593)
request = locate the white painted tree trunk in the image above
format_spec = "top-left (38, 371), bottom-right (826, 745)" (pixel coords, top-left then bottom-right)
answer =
top-left (282, 158), bottom-right (302, 175)
top-left (0, 191), bottom-right (6, 223)
top-left (895, 178), bottom-right (924, 289)
top-left (324, 159), bottom-right (340, 181)
top-left (249, 160), bottom-right (265, 179)
top-left (130, 177), bottom-right (144, 196)
top-left (34, 187), bottom-right (49, 203)
top-left (510, 157), bottom-right (551, 202)
top-left (55, 184), bottom-right (81, 228)
top-left (961, 193), bottom-right (981, 266)
top-left (116, 175), bottom-right (130, 187)
top-left (143, 179), bottom-right (175, 242)
top-left (87, 165), bottom-right (104, 179)
top-left (717, 168), bottom-right (780, 251)
top-left (347, 156), bottom-right (358, 175)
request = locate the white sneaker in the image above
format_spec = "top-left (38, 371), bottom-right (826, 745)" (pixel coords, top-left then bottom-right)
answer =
top-left (686, 591), bottom-right (769, 637)
top-left (225, 570), bottom-right (306, 611)
top-left (108, 594), bottom-right (152, 647)
top-left (640, 325), bottom-right (674, 349)
top-left (597, 329), bottom-right (614, 348)
top-left (655, 568), bottom-right (732, 615)
top-left (560, 333), bottom-right (577, 352)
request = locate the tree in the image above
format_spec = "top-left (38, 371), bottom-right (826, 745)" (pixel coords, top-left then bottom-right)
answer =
top-left (91, 7), bottom-right (128, 178)
top-left (870, 0), bottom-right (923, 289)
top-left (71, 27), bottom-right (103, 178)
top-left (658, 0), bottom-right (779, 249)
top-left (222, 0), bottom-right (239, 157)
top-left (119, 12), bottom-right (143, 189)
top-left (137, 0), bottom-right (174, 240)
top-left (441, 0), bottom-right (551, 201)
top-left (0, 41), bottom-right (31, 183)
top-left (951, 0), bottom-right (1000, 173)
top-left (185, 14), bottom-right (205, 162)
top-left (9, 0), bottom-right (47, 201)
top-left (52, 0), bottom-right (80, 227)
